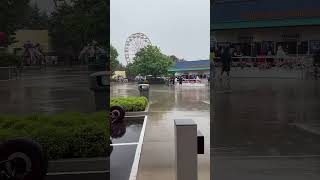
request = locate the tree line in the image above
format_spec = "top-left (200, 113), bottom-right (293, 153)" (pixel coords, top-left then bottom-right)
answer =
top-left (111, 44), bottom-right (185, 79)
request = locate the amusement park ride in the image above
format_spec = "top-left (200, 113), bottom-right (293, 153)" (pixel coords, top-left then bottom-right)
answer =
top-left (124, 33), bottom-right (151, 64)
top-left (22, 41), bottom-right (45, 67)
top-left (79, 40), bottom-right (107, 71)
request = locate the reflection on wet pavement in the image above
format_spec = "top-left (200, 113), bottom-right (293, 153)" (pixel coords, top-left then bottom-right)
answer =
top-left (111, 83), bottom-right (210, 111)
top-left (109, 116), bottom-right (144, 180)
top-left (211, 69), bottom-right (320, 179)
top-left (111, 82), bottom-right (210, 180)
top-left (110, 145), bottom-right (137, 180)
top-left (0, 68), bottom-right (95, 115)
top-left (111, 118), bottom-right (143, 144)
top-left (212, 78), bottom-right (320, 156)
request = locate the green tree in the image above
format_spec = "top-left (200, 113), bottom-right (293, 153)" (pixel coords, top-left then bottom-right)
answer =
top-left (49, 0), bottom-right (108, 58)
top-left (169, 55), bottom-right (185, 63)
top-left (23, 3), bottom-right (48, 30)
top-left (125, 62), bottom-right (135, 80)
top-left (110, 45), bottom-right (119, 73)
top-left (127, 45), bottom-right (174, 77)
top-left (116, 63), bottom-right (126, 71)
top-left (0, 0), bottom-right (30, 46)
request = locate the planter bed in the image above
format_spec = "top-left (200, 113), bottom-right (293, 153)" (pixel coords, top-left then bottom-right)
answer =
top-left (0, 112), bottom-right (109, 160)
top-left (111, 96), bottom-right (149, 118)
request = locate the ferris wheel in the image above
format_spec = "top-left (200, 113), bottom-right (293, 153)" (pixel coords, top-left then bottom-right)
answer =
top-left (124, 33), bottom-right (151, 64)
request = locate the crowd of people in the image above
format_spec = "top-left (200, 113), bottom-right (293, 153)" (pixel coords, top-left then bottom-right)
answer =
top-left (211, 44), bottom-right (320, 79)
top-left (167, 75), bottom-right (204, 86)
top-left (114, 76), bottom-right (128, 83)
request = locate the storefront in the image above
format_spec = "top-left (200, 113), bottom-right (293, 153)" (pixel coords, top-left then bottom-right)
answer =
top-left (211, 0), bottom-right (320, 57)
top-left (168, 60), bottom-right (210, 79)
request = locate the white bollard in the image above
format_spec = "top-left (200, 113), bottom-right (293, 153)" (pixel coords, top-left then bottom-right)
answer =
top-left (174, 119), bottom-right (198, 180)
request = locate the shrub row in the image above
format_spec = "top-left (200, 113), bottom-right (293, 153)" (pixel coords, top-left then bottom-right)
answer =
top-left (110, 96), bottom-right (148, 112)
top-left (0, 112), bottom-right (109, 160)
top-left (0, 52), bottom-right (20, 67)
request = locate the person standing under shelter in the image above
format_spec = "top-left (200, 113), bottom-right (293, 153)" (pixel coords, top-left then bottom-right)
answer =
top-left (210, 47), bottom-right (216, 80)
top-left (276, 45), bottom-right (286, 66)
top-left (178, 76), bottom-right (183, 86)
top-left (220, 47), bottom-right (232, 79)
top-left (313, 48), bottom-right (320, 79)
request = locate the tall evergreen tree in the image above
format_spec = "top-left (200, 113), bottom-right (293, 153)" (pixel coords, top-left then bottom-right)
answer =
top-left (0, 0), bottom-right (30, 46)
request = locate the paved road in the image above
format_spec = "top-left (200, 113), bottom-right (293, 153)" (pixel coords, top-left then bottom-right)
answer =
top-left (211, 69), bottom-right (320, 179)
top-left (211, 155), bottom-right (320, 180)
top-left (46, 157), bottom-right (109, 180)
top-left (0, 67), bottom-right (96, 115)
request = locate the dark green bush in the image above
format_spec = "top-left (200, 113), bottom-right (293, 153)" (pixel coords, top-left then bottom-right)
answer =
top-left (110, 96), bottom-right (148, 112)
top-left (0, 112), bottom-right (109, 160)
top-left (0, 52), bottom-right (20, 67)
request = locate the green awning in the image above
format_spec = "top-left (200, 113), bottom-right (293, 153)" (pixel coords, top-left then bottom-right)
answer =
top-left (168, 67), bottom-right (210, 72)
top-left (211, 17), bottom-right (320, 30)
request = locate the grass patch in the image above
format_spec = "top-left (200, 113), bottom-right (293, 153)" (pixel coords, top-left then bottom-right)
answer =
top-left (110, 96), bottom-right (148, 112)
top-left (0, 112), bottom-right (109, 160)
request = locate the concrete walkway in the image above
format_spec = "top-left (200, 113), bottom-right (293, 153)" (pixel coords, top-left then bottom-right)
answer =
top-left (136, 85), bottom-right (210, 180)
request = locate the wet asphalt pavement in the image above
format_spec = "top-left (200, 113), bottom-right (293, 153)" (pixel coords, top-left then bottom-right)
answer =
top-left (111, 82), bottom-right (211, 180)
top-left (110, 118), bottom-right (144, 180)
top-left (0, 67), bottom-right (96, 115)
top-left (2, 67), bottom-right (320, 179)
top-left (211, 68), bottom-right (320, 180)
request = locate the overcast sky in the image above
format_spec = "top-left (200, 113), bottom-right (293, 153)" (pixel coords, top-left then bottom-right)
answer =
top-left (111, 0), bottom-right (210, 65)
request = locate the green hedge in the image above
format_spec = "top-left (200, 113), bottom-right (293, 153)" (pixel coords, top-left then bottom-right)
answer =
top-left (111, 96), bottom-right (148, 112)
top-left (0, 52), bottom-right (20, 67)
top-left (0, 112), bottom-right (109, 160)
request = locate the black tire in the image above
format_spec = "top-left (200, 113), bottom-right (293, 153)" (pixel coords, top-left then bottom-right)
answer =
top-left (111, 106), bottom-right (125, 123)
top-left (0, 139), bottom-right (48, 180)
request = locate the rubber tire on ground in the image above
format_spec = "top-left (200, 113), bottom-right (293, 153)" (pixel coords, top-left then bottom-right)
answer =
top-left (0, 139), bottom-right (48, 180)
top-left (111, 105), bottom-right (125, 123)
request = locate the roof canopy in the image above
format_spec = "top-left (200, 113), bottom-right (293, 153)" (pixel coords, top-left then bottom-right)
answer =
top-left (211, 0), bottom-right (320, 30)
top-left (168, 60), bottom-right (209, 72)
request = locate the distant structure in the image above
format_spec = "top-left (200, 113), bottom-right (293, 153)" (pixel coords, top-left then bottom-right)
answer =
top-left (124, 33), bottom-right (151, 64)
top-left (211, 0), bottom-right (320, 56)
top-left (168, 60), bottom-right (210, 79)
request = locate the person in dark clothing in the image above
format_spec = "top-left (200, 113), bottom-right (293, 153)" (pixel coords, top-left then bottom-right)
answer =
top-left (178, 76), bottom-right (183, 86)
top-left (313, 49), bottom-right (320, 79)
top-left (220, 47), bottom-right (232, 78)
top-left (313, 49), bottom-right (320, 66)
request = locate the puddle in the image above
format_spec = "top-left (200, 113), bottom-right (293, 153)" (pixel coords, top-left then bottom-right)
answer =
top-left (111, 118), bottom-right (143, 144)
top-left (110, 117), bottom-right (144, 180)
top-left (110, 145), bottom-right (137, 180)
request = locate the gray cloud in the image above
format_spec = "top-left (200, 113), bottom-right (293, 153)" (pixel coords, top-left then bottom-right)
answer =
top-left (111, 0), bottom-right (210, 65)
